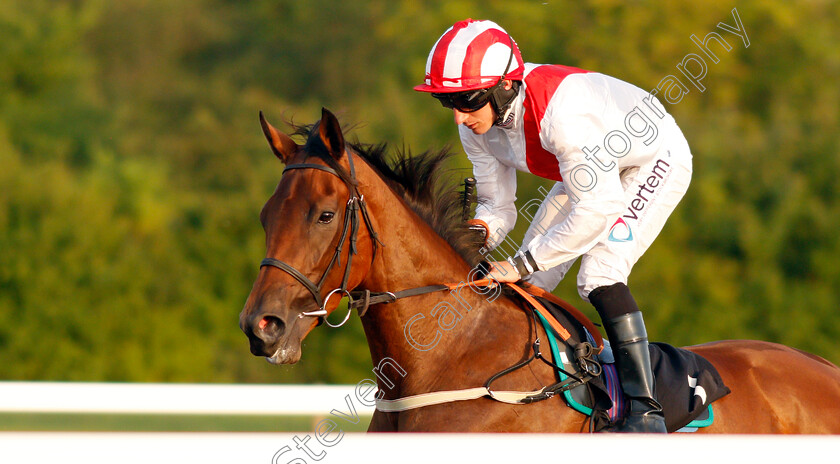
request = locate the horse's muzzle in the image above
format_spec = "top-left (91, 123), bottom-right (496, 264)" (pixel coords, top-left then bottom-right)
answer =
top-left (240, 309), bottom-right (308, 364)
top-left (242, 312), bottom-right (282, 353)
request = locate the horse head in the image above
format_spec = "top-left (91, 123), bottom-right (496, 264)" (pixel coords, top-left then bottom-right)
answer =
top-left (239, 108), bottom-right (378, 364)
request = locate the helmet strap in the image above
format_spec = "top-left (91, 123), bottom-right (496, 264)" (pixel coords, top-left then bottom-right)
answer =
top-left (491, 80), bottom-right (520, 126)
top-left (490, 34), bottom-right (520, 126)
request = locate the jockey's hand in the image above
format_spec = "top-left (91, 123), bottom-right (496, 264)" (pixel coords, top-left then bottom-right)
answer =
top-left (486, 260), bottom-right (521, 284)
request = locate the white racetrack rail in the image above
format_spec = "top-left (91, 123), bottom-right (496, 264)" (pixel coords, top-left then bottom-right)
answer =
top-left (2, 382), bottom-right (837, 464)
top-left (0, 432), bottom-right (837, 464)
top-left (0, 381), bottom-right (374, 415)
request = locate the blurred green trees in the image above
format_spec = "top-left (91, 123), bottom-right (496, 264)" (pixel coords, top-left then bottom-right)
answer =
top-left (1, 0), bottom-right (839, 383)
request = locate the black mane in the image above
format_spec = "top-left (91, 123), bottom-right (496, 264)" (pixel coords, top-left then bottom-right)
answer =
top-left (290, 122), bottom-right (483, 266)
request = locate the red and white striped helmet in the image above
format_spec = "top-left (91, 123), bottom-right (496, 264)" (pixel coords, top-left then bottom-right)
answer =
top-left (414, 19), bottom-right (525, 93)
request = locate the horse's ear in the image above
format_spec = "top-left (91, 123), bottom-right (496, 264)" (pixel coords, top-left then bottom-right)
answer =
top-left (318, 108), bottom-right (345, 160)
top-left (260, 111), bottom-right (298, 163)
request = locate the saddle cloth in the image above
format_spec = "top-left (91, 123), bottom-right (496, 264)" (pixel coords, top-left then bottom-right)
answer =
top-left (530, 295), bottom-right (731, 432)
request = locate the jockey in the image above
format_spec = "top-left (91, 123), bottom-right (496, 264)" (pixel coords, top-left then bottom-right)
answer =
top-left (415, 19), bottom-right (693, 433)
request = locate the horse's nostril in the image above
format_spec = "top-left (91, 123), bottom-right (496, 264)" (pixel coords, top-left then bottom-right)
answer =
top-left (258, 315), bottom-right (285, 338)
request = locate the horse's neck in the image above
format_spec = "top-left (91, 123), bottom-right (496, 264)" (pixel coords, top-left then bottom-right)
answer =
top-left (355, 171), bottom-right (529, 398)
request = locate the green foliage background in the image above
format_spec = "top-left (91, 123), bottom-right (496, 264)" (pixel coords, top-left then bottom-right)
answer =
top-left (1, 0), bottom-right (839, 384)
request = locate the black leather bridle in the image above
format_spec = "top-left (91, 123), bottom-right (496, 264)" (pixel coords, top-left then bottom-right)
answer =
top-left (259, 149), bottom-right (382, 327)
top-left (259, 147), bottom-right (494, 327)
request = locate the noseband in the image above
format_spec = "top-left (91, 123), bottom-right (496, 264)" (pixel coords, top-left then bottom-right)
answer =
top-left (260, 150), bottom-right (381, 327)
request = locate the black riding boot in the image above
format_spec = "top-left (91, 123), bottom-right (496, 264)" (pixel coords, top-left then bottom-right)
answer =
top-left (589, 283), bottom-right (667, 433)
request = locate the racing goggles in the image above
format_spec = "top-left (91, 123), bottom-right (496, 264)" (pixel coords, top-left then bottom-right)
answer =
top-left (431, 80), bottom-right (502, 113)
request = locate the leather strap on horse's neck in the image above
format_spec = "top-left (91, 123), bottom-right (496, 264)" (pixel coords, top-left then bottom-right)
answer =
top-left (347, 279), bottom-right (496, 315)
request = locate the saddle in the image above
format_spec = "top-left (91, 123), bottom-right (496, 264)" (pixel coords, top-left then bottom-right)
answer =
top-left (515, 284), bottom-right (731, 432)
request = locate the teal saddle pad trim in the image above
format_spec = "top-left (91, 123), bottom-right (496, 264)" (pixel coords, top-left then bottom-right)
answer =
top-left (536, 311), bottom-right (593, 416)
top-left (535, 311), bottom-right (714, 429)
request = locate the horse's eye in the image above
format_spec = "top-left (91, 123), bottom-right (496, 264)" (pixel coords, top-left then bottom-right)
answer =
top-left (318, 211), bottom-right (335, 224)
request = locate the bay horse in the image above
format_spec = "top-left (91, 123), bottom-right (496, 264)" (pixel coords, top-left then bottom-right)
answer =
top-left (240, 108), bottom-right (840, 433)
